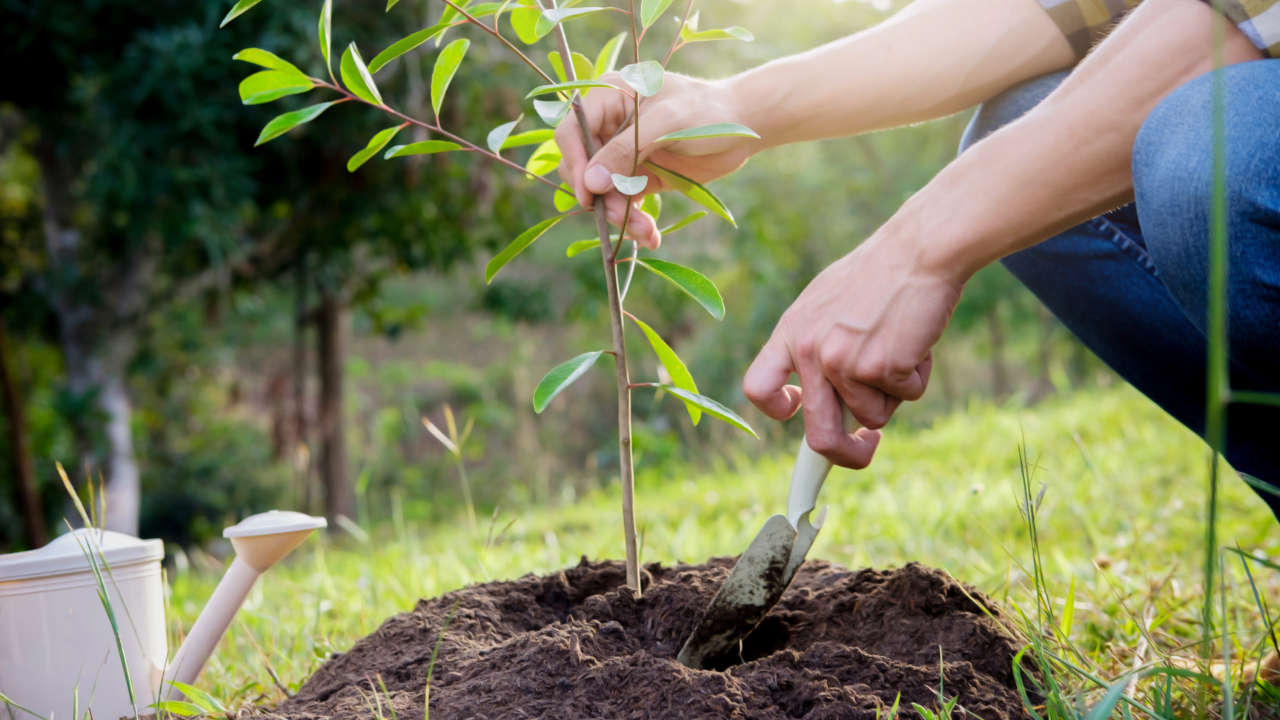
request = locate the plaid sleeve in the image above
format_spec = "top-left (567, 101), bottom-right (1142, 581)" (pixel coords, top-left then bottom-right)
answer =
top-left (1034, 0), bottom-right (1138, 57)
top-left (1035, 0), bottom-right (1280, 59)
top-left (1218, 0), bottom-right (1280, 57)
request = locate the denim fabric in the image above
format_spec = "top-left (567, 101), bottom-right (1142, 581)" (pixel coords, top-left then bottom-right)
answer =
top-left (959, 60), bottom-right (1280, 518)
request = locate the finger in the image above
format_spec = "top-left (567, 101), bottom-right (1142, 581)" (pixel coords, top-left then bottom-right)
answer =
top-left (554, 84), bottom-right (628, 208)
top-left (602, 196), bottom-right (660, 249)
top-left (835, 382), bottom-right (901, 431)
top-left (582, 94), bottom-right (670, 197)
top-left (818, 342), bottom-right (911, 429)
top-left (797, 364), bottom-right (880, 469)
top-left (743, 336), bottom-right (802, 421)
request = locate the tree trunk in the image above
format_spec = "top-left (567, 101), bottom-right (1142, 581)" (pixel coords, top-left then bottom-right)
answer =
top-left (317, 291), bottom-right (353, 528)
top-left (1030, 305), bottom-right (1057, 401)
top-left (987, 310), bottom-right (1009, 399)
top-left (295, 258), bottom-right (312, 512)
top-left (99, 365), bottom-right (140, 535)
top-left (0, 316), bottom-right (46, 548)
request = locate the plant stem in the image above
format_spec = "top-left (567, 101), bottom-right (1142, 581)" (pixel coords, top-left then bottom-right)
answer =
top-left (662, 0), bottom-right (696, 67)
top-left (439, 0), bottom-right (556, 85)
top-left (541, 0), bottom-right (640, 596)
top-left (454, 455), bottom-right (478, 534)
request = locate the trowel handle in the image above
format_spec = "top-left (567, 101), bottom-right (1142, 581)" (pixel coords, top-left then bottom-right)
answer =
top-left (786, 406), bottom-right (858, 528)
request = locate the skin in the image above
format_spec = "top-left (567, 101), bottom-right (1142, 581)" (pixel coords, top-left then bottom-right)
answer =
top-left (555, 0), bottom-right (1262, 468)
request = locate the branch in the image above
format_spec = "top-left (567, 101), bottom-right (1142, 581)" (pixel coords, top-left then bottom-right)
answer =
top-left (313, 80), bottom-right (561, 191)
top-left (662, 0), bottom-right (696, 67)
top-left (439, 0), bottom-right (556, 84)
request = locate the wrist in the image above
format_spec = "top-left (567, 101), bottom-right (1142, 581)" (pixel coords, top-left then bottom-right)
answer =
top-left (881, 189), bottom-right (987, 290)
top-left (717, 71), bottom-right (792, 153)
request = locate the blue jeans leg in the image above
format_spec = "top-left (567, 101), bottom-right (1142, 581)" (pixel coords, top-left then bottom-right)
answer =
top-left (959, 62), bottom-right (1280, 518)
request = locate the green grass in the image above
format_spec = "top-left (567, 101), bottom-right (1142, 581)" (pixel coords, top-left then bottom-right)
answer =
top-left (169, 385), bottom-right (1280, 713)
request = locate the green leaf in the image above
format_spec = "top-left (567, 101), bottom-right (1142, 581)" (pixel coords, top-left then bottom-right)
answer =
top-left (239, 71), bottom-right (313, 105)
top-left (384, 141), bottom-right (463, 159)
top-left (655, 122), bottom-right (759, 143)
top-left (630, 315), bottom-right (700, 424)
top-left (636, 258), bottom-right (724, 320)
top-left (167, 682), bottom-right (227, 713)
top-left (660, 211), bottom-right (705, 235)
top-left (319, 0), bottom-right (332, 70)
top-left (368, 24), bottom-right (450, 73)
top-left (640, 0), bottom-right (674, 27)
top-left (554, 182), bottom-right (577, 212)
top-left (502, 129), bottom-right (554, 149)
top-left (1060, 575), bottom-right (1076, 638)
top-left (509, 7), bottom-right (546, 44)
top-left (533, 99), bottom-right (571, 127)
top-left (526, 80), bottom-right (616, 99)
top-left (233, 49), bottom-right (306, 76)
top-left (340, 44), bottom-right (382, 105)
top-left (594, 32), bottom-right (627, 77)
top-left (150, 701), bottom-right (206, 717)
top-left (611, 174), bottom-right (648, 195)
top-left (645, 161), bottom-right (735, 226)
top-left (619, 61), bottom-right (664, 97)
top-left (566, 238), bottom-right (603, 257)
top-left (535, 7), bottom-right (607, 36)
top-left (533, 351), bottom-right (603, 412)
top-left (680, 26), bottom-right (754, 42)
top-left (486, 215), bottom-right (566, 283)
top-left (655, 386), bottom-right (755, 436)
top-left (641, 193), bottom-right (661, 221)
top-left (524, 138), bottom-right (560, 176)
top-left (549, 51), bottom-right (594, 84)
top-left (431, 38), bottom-right (470, 118)
top-left (255, 102), bottom-right (335, 146)
top-left (487, 114), bottom-right (523, 154)
top-left (221, 0), bottom-right (263, 27)
top-left (348, 126), bottom-right (403, 171)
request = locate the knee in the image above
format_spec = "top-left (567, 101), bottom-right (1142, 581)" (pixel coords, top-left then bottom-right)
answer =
top-left (958, 70), bottom-right (1072, 155)
top-left (1135, 61), bottom-right (1280, 223)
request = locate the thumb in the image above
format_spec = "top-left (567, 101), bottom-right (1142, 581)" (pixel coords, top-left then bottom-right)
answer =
top-left (583, 116), bottom-right (663, 195)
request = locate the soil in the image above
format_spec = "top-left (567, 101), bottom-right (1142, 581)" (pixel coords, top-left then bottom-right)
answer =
top-left (255, 558), bottom-right (1032, 719)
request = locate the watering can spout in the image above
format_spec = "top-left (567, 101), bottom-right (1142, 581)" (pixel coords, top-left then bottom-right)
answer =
top-left (165, 511), bottom-right (326, 690)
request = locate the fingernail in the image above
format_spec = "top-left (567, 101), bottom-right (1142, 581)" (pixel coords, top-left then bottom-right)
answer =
top-left (585, 165), bottom-right (613, 194)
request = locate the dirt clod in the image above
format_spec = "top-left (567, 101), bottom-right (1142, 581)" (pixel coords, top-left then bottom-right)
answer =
top-left (259, 558), bottom-right (1031, 719)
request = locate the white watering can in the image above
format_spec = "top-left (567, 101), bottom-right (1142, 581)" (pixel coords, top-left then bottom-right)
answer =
top-left (0, 510), bottom-right (326, 719)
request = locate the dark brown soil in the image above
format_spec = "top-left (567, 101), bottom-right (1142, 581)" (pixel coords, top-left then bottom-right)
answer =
top-left (257, 558), bottom-right (1032, 719)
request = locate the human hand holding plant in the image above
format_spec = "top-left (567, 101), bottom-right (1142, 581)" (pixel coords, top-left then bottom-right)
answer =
top-left (555, 71), bottom-right (760, 248)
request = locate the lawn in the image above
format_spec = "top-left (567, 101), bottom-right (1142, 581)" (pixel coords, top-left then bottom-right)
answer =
top-left (170, 385), bottom-right (1280, 713)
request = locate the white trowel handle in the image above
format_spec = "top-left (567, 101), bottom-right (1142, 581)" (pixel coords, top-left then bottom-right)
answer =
top-left (786, 408), bottom-right (858, 527)
top-left (786, 439), bottom-right (834, 527)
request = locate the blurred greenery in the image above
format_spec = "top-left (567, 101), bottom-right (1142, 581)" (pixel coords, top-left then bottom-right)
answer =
top-left (0, 0), bottom-right (1108, 550)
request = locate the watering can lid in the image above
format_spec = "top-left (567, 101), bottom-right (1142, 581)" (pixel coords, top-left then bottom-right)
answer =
top-left (0, 528), bottom-right (164, 582)
top-left (223, 510), bottom-right (327, 539)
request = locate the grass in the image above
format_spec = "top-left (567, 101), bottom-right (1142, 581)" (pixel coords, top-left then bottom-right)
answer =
top-left (168, 385), bottom-right (1280, 715)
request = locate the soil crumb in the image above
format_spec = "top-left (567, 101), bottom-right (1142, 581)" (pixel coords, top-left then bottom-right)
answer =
top-left (256, 558), bottom-right (1031, 719)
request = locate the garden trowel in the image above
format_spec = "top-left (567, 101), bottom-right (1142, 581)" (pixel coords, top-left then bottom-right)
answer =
top-left (677, 435), bottom-right (837, 670)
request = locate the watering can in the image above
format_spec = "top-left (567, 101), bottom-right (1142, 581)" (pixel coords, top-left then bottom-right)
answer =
top-left (0, 510), bottom-right (326, 719)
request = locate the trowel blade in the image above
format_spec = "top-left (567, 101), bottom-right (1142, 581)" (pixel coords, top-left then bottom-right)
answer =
top-left (677, 514), bottom-right (797, 670)
top-left (781, 505), bottom-right (827, 588)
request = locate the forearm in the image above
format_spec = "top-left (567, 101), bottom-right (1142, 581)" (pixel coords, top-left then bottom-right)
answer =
top-left (907, 0), bottom-right (1263, 284)
top-left (728, 0), bottom-right (1077, 148)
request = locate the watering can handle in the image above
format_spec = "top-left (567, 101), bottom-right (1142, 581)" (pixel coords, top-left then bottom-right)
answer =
top-left (786, 406), bottom-right (858, 528)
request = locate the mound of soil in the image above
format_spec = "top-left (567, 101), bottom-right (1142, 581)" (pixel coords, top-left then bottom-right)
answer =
top-left (260, 558), bottom-right (1031, 719)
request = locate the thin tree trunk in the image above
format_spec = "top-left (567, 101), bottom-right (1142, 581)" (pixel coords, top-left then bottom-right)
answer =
top-left (1031, 305), bottom-right (1057, 401)
top-left (987, 310), bottom-right (1009, 399)
top-left (547, 12), bottom-right (639, 595)
top-left (317, 291), bottom-right (353, 528)
top-left (99, 365), bottom-right (140, 535)
top-left (295, 258), bottom-right (312, 513)
top-left (0, 316), bottom-right (46, 548)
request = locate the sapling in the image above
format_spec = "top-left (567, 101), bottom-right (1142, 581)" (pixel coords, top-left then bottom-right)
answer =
top-left (224, 0), bottom-right (759, 596)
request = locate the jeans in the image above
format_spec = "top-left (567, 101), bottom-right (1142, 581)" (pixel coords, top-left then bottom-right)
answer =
top-left (958, 61), bottom-right (1280, 518)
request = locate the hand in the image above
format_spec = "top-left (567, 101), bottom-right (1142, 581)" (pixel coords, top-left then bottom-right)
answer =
top-left (554, 72), bottom-right (759, 249)
top-left (742, 228), bottom-right (964, 468)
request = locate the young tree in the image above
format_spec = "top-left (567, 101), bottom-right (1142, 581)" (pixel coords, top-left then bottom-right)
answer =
top-left (226, 0), bottom-right (760, 592)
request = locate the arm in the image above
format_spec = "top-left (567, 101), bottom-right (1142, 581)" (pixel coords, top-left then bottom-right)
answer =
top-left (742, 0), bottom-right (1264, 468)
top-left (555, 0), bottom-right (1077, 246)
